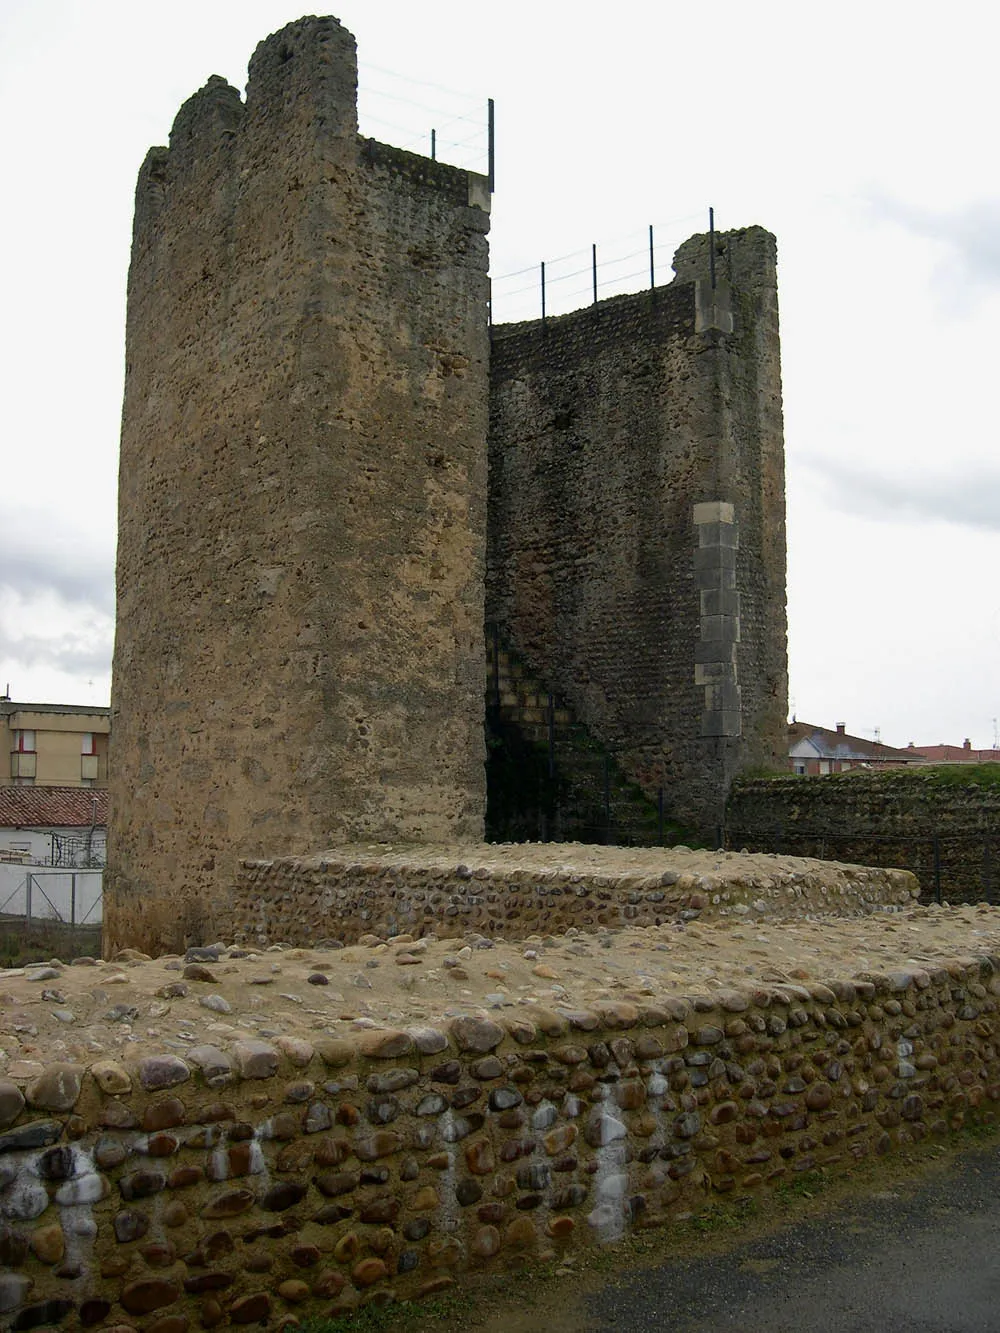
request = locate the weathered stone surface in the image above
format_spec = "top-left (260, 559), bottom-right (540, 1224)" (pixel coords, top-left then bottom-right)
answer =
top-left (229, 1293), bottom-right (271, 1323)
top-left (90, 1060), bottom-right (132, 1094)
top-left (584, 1110), bottom-right (627, 1148)
top-left (143, 1098), bottom-right (186, 1131)
top-left (408, 1026), bottom-right (450, 1055)
top-left (313, 1038), bottom-right (356, 1068)
top-left (55, 1173), bottom-right (108, 1205)
top-left (114, 1209), bottom-right (150, 1243)
top-left (451, 1017), bottom-right (505, 1052)
top-left (464, 1139), bottom-right (496, 1175)
top-left (354, 1132), bottom-right (404, 1161)
top-left (25, 1063), bottom-right (83, 1112)
top-left (120, 1279), bottom-right (181, 1315)
top-left (232, 1041), bottom-right (279, 1079)
top-left (261, 1182), bottom-right (307, 1211)
top-left (2, 1181), bottom-right (48, 1220)
top-left (353, 1257), bottom-right (388, 1287)
top-left (96, 1099), bottom-right (137, 1130)
top-left (275, 1036), bottom-right (314, 1067)
top-left (201, 1190), bottom-right (256, 1219)
top-left (0, 1271), bottom-right (32, 1313)
top-left (0, 1081), bottom-right (25, 1130)
top-left (137, 1055), bottom-right (190, 1091)
top-left (356, 1029), bottom-right (414, 1060)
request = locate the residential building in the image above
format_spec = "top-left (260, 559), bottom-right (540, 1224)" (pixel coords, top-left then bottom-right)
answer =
top-left (0, 698), bottom-right (110, 787)
top-left (0, 786), bottom-right (108, 866)
top-left (788, 721), bottom-right (926, 776)
top-left (906, 740), bottom-right (1000, 764)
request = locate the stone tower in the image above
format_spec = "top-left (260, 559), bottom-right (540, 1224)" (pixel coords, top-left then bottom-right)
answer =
top-left (107, 17), bottom-right (491, 949)
top-left (487, 226), bottom-right (788, 836)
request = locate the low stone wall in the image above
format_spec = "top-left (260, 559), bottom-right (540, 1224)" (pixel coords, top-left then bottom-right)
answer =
top-left (729, 772), bottom-right (1000, 904)
top-left (3, 944), bottom-right (999, 1328)
top-left (229, 843), bottom-right (918, 949)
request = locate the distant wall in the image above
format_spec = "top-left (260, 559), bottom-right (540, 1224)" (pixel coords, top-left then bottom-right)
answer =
top-left (728, 773), bottom-right (1000, 903)
top-left (2, 954), bottom-right (999, 1327)
top-left (109, 18), bottom-right (491, 950)
top-left (487, 228), bottom-right (787, 839)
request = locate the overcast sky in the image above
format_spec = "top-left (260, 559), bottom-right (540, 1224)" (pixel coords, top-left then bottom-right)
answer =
top-left (1, 0), bottom-right (997, 750)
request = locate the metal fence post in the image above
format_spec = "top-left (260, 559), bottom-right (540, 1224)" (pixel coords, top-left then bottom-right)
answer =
top-left (25, 873), bottom-right (32, 925)
top-left (933, 834), bottom-right (942, 904)
top-left (71, 874), bottom-right (77, 928)
top-left (657, 787), bottom-right (664, 845)
top-left (487, 97), bottom-right (495, 193)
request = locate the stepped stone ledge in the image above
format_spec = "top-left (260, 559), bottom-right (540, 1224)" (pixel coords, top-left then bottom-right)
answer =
top-left (3, 847), bottom-right (1000, 1323)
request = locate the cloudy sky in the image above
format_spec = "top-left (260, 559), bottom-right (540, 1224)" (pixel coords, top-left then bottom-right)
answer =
top-left (1, 0), bottom-right (997, 750)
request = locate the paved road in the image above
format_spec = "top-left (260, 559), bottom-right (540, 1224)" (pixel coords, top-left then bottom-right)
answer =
top-left (581, 1144), bottom-right (1000, 1332)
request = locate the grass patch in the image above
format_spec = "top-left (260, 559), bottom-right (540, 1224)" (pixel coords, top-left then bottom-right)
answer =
top-left (299, 1292), bottom-right (465, 1333)
top-left (774, 1169), bottom-right (829, 1205)
top-left (0, 920), bottom-right (101, 967)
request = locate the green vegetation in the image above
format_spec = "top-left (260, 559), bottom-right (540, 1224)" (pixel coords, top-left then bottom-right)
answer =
top-left (904, 764), bottom-right (1000, 792)
top-left (774, 1169), bottom-right (829, 1205)
top-left (0, 921), bottom-right (101, 968)
top-left (299, 1293), bottom-right (464, 1333)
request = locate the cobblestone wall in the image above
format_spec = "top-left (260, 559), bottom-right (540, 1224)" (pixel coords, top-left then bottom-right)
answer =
top-left (109, 18), bottom-right (491, 939)
top-left (227, 845), bottom-right (917, 951)
top-left (2, 947), bottom-right (999, 1327)
top-left (729, 773), bottom-right (1000, 904)
top-left (487, 227), bottom-right (788, 840)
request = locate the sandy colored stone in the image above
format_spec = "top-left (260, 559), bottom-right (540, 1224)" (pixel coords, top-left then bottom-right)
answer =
top-left (355, 1029), bottom-right (414, 1060)
top-left (0, 1080), bottom-right (25, 1130)
top-left (275, 1036), bottom-right (314, 1067)
top-left (26, 1062), bottom-right (83, 1112)
top-left (90, 1059), bottom-right (132, 1094)
top-left (451, 1016), bottom-right (505, 1052)
top-left (29, 1223), bottom-right (65, 1264)
top-left (233, 1040), bottom-right (279, 1079)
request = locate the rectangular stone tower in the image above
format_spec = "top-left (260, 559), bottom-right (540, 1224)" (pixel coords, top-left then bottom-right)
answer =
top-left (487, 227), bottom-right (788, 837)
top-left (107, 17), bottom-right (491, 951)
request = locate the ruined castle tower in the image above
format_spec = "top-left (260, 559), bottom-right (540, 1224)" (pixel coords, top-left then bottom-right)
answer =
top-left (107, 18), bottom-right (491, 947)
top-left (487, 227), bottom-right (788, 835)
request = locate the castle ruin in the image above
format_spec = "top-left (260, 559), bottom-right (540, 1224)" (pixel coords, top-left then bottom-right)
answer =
top-left (107, 15), bottom-right (787, 948)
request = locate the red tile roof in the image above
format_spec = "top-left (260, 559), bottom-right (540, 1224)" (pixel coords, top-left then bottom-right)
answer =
top-left (908, 745), bottom-right (1000, 763)
top-left (0, 787), bottom-right (108, 829)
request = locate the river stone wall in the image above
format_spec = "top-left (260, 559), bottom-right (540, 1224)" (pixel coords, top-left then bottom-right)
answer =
top-left (226, 845), bottom-right (917, 951)
top-left (729, 772), bottom-right (1000, 903)
top-left (2, 951), bottom-right (1000, 1328)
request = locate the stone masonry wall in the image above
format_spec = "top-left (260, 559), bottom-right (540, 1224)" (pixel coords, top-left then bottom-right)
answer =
top-left (109, 18), bottom-right (491, 947)
top-left (729, 772), bottom-right (1000, 904)
top-left (3, 943), bottom-right (1000, 1328)
top-left (487, 227), bottom-right (788, 841)
top-left (227, 845), bottom-right (917, 952)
